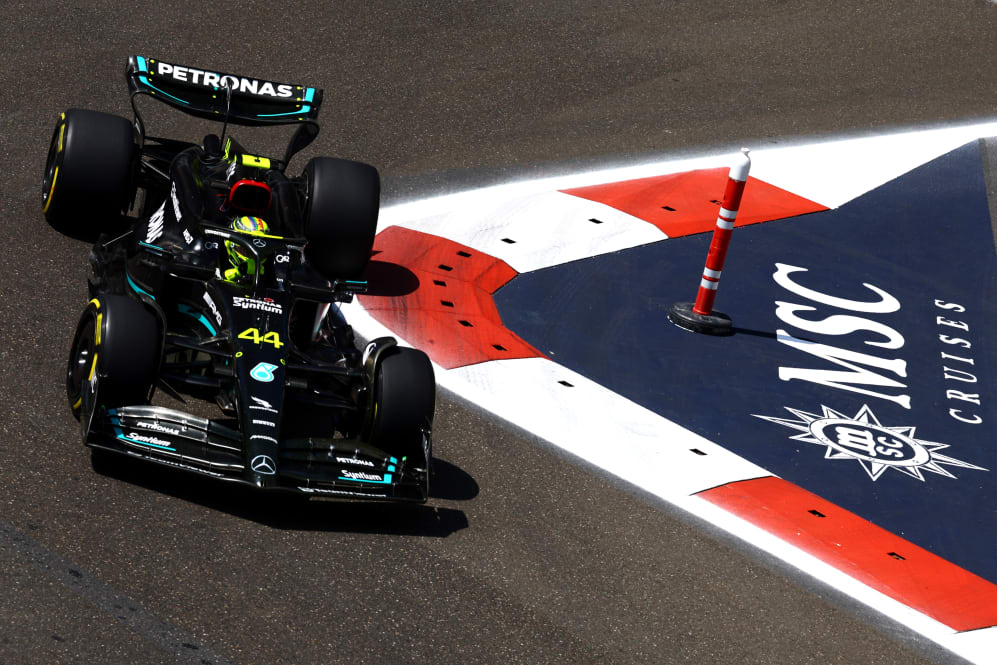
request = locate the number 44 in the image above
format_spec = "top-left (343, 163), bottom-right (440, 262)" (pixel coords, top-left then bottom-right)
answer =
top-left (238, 327), bottom-right (284, 348)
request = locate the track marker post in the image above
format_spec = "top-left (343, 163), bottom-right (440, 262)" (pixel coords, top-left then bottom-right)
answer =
top-left (668, 148), bottom-right (751, 336)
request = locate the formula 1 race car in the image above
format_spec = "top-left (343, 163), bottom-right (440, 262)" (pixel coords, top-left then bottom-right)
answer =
top-left (45, 56), bottom-right (435, 502)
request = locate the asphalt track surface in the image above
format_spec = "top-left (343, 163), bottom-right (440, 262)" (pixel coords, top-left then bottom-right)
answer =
top-left (2, 2), bottom-right (996, 663)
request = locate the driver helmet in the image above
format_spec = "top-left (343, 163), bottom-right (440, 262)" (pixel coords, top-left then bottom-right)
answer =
top-left (225, 215), bottom-right (269, 276)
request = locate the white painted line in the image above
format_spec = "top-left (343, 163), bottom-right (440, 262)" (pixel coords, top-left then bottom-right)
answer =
top-left (382, 120), bottom-right (997, 221)
top-left (382, 190), bottom-right (667, 273)
top-left (748, 121), bottom-right (997, 209)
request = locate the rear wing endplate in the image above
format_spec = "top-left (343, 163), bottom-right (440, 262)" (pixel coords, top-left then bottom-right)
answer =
top-left (126, 55), bottom-right (323, 126)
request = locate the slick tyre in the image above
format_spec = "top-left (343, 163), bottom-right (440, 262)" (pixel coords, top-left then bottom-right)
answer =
top-left (67, 296), bottom-right (161, 421)
top-left (302, 157), bottom-right (380, 279)
top-left (368, 348), bottom-right (436, 462)
top-left (43, 109), bottom-right (136, 232)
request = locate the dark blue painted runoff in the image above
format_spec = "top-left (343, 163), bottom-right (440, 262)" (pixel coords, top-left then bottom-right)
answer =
top-left (496, 141), bottom-right (997, 585)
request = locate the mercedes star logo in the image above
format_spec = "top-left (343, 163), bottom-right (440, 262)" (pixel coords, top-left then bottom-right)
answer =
top-left (251, 454), bottom-right (276, 475)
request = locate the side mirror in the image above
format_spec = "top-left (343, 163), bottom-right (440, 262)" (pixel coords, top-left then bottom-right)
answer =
top-left (283, 122), bottom-right (320, 168)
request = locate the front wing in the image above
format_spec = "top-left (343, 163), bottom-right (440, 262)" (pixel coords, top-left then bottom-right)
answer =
top-left (89, 405), bottom-right (429, 502)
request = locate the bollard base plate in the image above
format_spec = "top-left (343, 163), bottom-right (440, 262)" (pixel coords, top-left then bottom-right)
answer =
top-left (668, 302), bottom-right (733, 336)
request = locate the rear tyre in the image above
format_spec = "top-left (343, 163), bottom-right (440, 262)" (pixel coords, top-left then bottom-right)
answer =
top-left (43, 109), bottom-right (136, 233)
top-left (302, 157), bottom-right (380, 279)
top-left (368, 348), bottom-right (436, 463)
top-left (67, 296), bottom-right (161, 421)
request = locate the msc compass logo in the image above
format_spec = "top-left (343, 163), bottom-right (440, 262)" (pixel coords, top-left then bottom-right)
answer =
top-left (753, 404), bottom-right (987, 482)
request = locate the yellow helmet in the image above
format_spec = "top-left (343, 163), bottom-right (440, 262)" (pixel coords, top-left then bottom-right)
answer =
top-left (226, 216), bottom-right (269, 274)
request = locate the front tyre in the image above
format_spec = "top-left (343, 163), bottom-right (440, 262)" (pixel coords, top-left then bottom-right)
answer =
top-left (43, 109), bottom-right (136, 232)
top-left (67, 296), bottom-right (161, 426)
top-left (302, 157), bottom-right (380, 279)
top-left (368, 347), bottom-right (436, 464)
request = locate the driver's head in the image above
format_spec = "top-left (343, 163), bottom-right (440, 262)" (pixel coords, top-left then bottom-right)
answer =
top-left (226, 215), bottom-right (270, 275)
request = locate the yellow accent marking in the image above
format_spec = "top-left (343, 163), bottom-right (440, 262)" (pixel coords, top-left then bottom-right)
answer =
top-left (232, 230), bottom-right (284, 240)
top-left (88, 354), bottom-right (99, 381)
top-left (42, 166), bottom-right (59, 214)
top-left (235, 351), bottom-right (243, 358)
top-left (224, 137), bottom-right (232, 159)
top-left (57, 123), bottom-right (65, 153)
top-left (238, 327), bottom-right (284, 349)
top-left (72, 397), bottom-right (82, 409)
top-left (95, 312), bottom-right (103, 346)
top-left (88, 298), bottom-right (101, 309)
top-left (240, 154), bottom-right (270, 169)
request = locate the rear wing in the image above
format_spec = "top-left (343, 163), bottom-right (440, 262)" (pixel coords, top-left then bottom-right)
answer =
top-left (126, 55), bottom-right (323, 126)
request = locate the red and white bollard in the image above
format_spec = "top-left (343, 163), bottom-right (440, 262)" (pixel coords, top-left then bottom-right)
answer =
top-left (669, 148), bottom-right (751, 335)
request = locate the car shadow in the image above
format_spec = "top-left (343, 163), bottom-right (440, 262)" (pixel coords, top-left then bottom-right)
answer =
top-left (92, 453), bottom-right (475, 537)
top-left (360, 259), bottom-right (421, 296)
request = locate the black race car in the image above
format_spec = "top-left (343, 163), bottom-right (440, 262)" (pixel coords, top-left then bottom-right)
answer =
top-left (45, 56), bottom-right (435, 502)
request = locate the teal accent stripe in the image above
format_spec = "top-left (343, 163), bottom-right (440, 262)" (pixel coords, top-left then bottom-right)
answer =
top-left (126, 273), bottom-right (156, 301)
top-left (116, 432), bottom-right (176, 451)
top-left (136, 56), bottom-right (148, 73)
top-left (338, 473), bottom-right (393, 485)
top-left (139, 241), bottom-right (165, 252)
top-left (138, 73), bottom-right (190, 105)
top-left (177, 304), bottom-right (218, 336)
top-left (256, 105), bottom-right (310, 118)
top-left (304, 87), bottom-right (315, 102)
top-left (110, 416), bottom-right (176, 452)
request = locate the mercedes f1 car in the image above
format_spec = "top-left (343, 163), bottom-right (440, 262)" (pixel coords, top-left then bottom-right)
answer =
top-left (45, 56), bottom-right (435, 501)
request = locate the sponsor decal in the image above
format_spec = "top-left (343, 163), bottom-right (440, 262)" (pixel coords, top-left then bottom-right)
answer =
top-left (274, 253), bottom-right (290, 264)
top-left (252, 237), bottom-right (266, 248)
top-left (298, 486), bottom-right (389, 498)
top-left (339, 470), bottom-right (384, 482)
top-left (136, 421), bottom-right (181, 436)
top-left (932, 299), bottom-right (984, 425)
top-left (754, 403), bottom-right (988, 482)
top-left (145, 201), bottom-right (166, 243)
top-left (170, 181), bottom-right (182, 222)
top-left (771, 263), bottom-right (987, 424)
top-left (252, 419), bottom-right (276, 427)
top-left (233, 297), bottom-right (282, 314)
top-left (202, 291), bottom-right (223, 326)
top-left (249, 395), bottom-right (278, 413)
top-left (362, 341), bottom-right (377, 366)
top-left (153, 61), bottom-right (295, 98)
top-left (251, 454), bottom-right (277, 475)
top-left (156, 457), bottom-right (224, 477)
top-left (250, 362), bottom-right (278, 382)
top-left (336, 456), bottom-right (375, 468)
top-left (182, 228), bottom-right (194, 244)
top-left (250, 434), bottom-right (278, 445)
top-left (126, 432), bottom-right (172, 447)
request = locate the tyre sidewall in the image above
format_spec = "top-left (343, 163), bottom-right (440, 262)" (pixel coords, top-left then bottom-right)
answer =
top-left (303, 157), bottom-right (380, 279)
top-left (44, 109), bottom-right (136, 231)
top-left (368, 347), bottom-right (436, 462)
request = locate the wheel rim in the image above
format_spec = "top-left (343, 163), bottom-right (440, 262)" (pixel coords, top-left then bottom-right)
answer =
top-left (67, 315), bottom-right (97, 409)
top-left (41, 119), bottom-right (63, 210)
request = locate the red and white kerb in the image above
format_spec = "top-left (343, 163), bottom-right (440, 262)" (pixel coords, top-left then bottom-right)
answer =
top-left (692, 148), bottom-right (751, 316)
